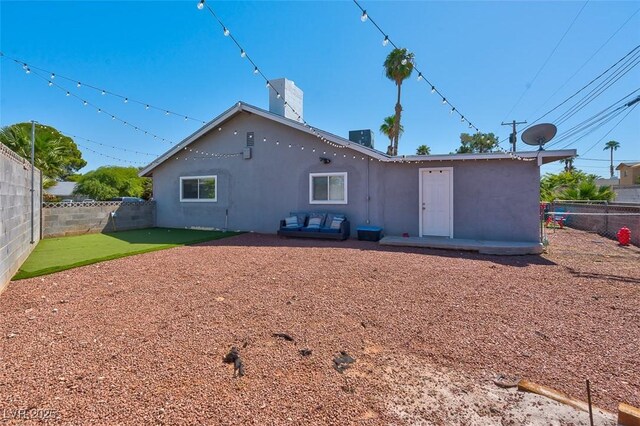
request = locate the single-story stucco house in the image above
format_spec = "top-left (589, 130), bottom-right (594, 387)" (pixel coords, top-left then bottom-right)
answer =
top-left (140, 79), bottom-right (575, 248)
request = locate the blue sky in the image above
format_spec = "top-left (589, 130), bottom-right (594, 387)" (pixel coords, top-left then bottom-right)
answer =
top-left (1, 1), bottom-right (638, 177)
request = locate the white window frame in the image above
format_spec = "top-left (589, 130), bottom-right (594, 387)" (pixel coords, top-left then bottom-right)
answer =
top-left (179, 175), bottom-right (217, 202)
top-left (309, 172), bottom-right (348, 205)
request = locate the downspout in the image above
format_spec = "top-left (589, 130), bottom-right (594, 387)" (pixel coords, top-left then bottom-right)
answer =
top-left (366, 158), bottom-right (370, 224)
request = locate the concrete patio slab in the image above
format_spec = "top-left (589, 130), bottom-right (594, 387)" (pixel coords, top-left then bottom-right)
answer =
top-left (379, 235), bottom-right (543, 255)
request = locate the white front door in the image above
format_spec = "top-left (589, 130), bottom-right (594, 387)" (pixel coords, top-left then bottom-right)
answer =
top-left (419, 168), bottom-right (453, 237)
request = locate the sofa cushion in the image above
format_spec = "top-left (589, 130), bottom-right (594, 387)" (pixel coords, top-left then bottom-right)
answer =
top-left (290, 212), bottom-right (308, 227)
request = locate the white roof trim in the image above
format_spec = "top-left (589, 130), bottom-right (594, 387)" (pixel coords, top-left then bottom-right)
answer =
top-left (139, 101), bottom-right (576, 176)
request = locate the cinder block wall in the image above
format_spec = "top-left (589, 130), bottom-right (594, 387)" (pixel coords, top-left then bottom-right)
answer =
top-left (42, 201), bottom-right (156, 238)
top-left (0, 143), bottom-right (42, 293)
top-left (553, 203), bottom-right (640, 246)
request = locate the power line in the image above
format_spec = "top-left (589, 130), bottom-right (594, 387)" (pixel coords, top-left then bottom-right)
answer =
top-left (525, 44), bottom-right (640, 128)
top-left (501, 1), bottom-right (589, 121)
top-left (526, 7), bottom-right (640, 119)
top-left (577, 103), bottom-right (638, 156)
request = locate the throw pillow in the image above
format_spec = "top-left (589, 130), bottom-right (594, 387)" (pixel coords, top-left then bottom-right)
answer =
top-left (330, 217), bottom-right (344, 230)
top-left (307, 217), bottom-right (322, 229)
top-left (285, 216), bottom-right (298, 227)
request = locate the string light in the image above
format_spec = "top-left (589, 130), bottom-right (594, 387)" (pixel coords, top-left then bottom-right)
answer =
top-left (83, 100), bottom-right (88, 106)
top-left (352, 0), bottom-right (483, 135)
top-left (442, 98), bottom-right (447, 104)
top-left (3, 54), bottom-right (207, 124)
top-left (197, 0), bottom-right (204, 10)
top-left (223, 27), bottom-right (230, 36)
top-left (253, 66), bottom-right (258, 74)
top-left (66, 91), bottom-right (70, 96)
top-left (382, 35), bottom-right (389, 46)
top-left (240, 49), bottom-right (246, 58)
top-left (124, 97), bottom-right (128, 103)
top-left (48, 81), bottom-right (53, 87)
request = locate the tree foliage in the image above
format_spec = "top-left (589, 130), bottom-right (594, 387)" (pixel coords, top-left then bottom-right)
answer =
top-left (0, 123), bottom-right (86, 185)
top-left (540, 169), bottom-right (614, 202)
top-left (379, 115), bottom-right (403, 155)
top-left (416, 145), bottom-right (431, 155)
top-left (383, 48), bottom-right (414, 156)
top-left (455, 132), bottom-right (499, 154)
top-left (74, 166), bottom-right (149, 200)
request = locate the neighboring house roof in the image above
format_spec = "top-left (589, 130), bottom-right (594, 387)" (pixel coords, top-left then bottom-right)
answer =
top-left (139, 101), bottom-right (576, 177)
top-left (46, 181), bottom-right (76, 196)
top-left (616, 162), bottom-right (640, 170)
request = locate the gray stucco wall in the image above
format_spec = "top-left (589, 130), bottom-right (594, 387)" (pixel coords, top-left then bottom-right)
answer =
top-left (1, 143), bottom-right (41, 293)
top-left (42, 201), bottom-right (156, 238)
top-left (150, 112), bottom-right (541, 243)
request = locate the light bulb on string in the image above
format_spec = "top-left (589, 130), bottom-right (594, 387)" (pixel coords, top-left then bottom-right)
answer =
top-left (97, 109), bottom-right (101, 113)
top-left (401, 58), bottom-right (407, 65)
top-left (276, 93), bottom-right (281, 99)
top-left (77, 82), bottom-right (81, 88)
top-left (431, 86), bottom-right (435, 93)
top-left (382, 36), bottom-right (389, 46)
top-left (66, 91), bottom-right (70, 97)
top-left (417, 72), bottom-right (423, 81)
top-left (83, 100), bottom-right (88, 106)
top-left (223, 27), bottom-right (230, 36)
top-left (266, 82), bottom-right (270, 88)
top-left (145, 105), bottom-right (150, 110)
top-left (165, 111), bottom-right (170, 115)
top-left (124, 98), bottom-right (128, 103)
top-left (112, 116), bottom-right (116, 120)
top-left (101, 90), bottom-right (106, 95)
top-left (461, 116), bottom-right (465, 123)
top-left (25, 67), bottom-right (31, 74)
top-left (197, 0), bottom-right (204, 10)
top-left (50, 73), bottom-right (55, 79)
top-left (48, 81), bottom-right (53, 87)
top-left (240, 49), bottom-right (246, 58)
top-left (361, 10), bottom-right (368, 22)
top-left (184, 116), bottom-right (188, 121)
top-left (450, 107), bottom-right (455, 114)
top-left (253, 66), bottom-right (258, 75)
top-left (442, 98), bottom-right (447, 104)
top-left (22, 63), bottom-right (28, 70)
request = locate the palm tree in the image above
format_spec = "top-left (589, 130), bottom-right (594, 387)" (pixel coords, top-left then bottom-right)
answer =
top-left (379, 115), bottom-right (403, 155)
top-left (603, 140), bottom-right (620, 178)
top-left (416, 145), bottom-right (430, 155)
top-left (384, 48), bottom-right (414, 156)
top-left (562, 157), bottom-right (575, 172)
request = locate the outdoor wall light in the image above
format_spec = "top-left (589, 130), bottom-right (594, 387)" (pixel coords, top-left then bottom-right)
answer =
top-left (319, 157), bottom-right (331, 164)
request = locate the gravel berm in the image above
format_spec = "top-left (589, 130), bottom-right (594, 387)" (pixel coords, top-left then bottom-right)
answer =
top-left (1, 228), bottom-right (638, 424)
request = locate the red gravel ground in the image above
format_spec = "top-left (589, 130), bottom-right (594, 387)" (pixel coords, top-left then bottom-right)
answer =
top-left (1, 228), bottom-right (638, 425)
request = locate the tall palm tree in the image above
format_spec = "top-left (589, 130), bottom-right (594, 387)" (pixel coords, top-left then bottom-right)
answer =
top-left (379, 115), bottom-right (403, 155)
top-left (562, 157), bottom-right (575, 172)
top-left (416, 145), bottom-right (431, 155)
top-left (603, 140), bottom-right (620, 178)
top-left (384, 48), bottom-right (414, 156)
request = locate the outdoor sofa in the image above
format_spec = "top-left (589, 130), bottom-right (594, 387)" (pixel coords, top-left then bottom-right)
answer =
top-left (277, 212), bottom-right (350, 240)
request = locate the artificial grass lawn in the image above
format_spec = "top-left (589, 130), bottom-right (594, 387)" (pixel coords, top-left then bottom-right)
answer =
top-left (13, 228), bottom-right (240, 280)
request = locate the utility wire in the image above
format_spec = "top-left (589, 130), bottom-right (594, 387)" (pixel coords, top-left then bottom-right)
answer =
top-left (527, 7), bottom-right (640, 118)
top-left (576, 103), bottom-right (638, 156)
top-left (501, 1), bottom-right (589, 121)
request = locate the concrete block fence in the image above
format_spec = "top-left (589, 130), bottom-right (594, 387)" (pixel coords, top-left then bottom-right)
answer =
top-left (1, 142), bottom-right (42, 293)
top-left (42, 201), bottom-right (156, 238)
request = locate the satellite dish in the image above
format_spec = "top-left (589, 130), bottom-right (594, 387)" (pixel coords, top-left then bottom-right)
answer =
top-left (521, 123), bottom-right (557, 150)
